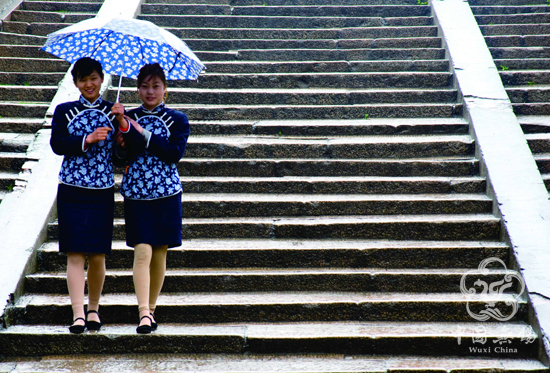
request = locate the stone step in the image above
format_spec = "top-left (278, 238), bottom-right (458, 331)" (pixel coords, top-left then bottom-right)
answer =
top-left (485, 35), bottom-right (550, 48)
top-left (471, 6), bottom-right (550, 15)
top-left (227, 0), bottom-right (429, 5)
top-left (507, 86), bottom-right (550, 103)
top-left (501, 72), bottom-right (550, 86)
top-left (172, 175), bottom-right (486, 195)
top-left (475, 13), bottom-right (550, 25)
top-left (173, 26), bottom-right (439, 40)
top-left (513, 103), bottom-right (550, 116)
top-left (46, 214), bottom-right (500, 240)
top-left (113, 88), bottom-right (458, 106)
top-left (10, 292), bottom-right (527, 323)
top-left (518, 115), bottom-right (550, 133)
top-left (480, 24), bottom-right (550, 36)
top-left (0, 133), bottom-right (34, 153)
top-left (178, 135), bottom-right (474, 159)
top-left (0, 153), bottom-right (28, 172)
top-left (0, 321), bottom-right (537, 357)
top-left (139, 15), bottom-right (434, 29)
top-left (0, 86), bottom-right (57, 102)
top-left (1, 21), bottom-right (67, 36)
top-left (490, 47), bottom-right (550, 60)
top-left (534, 154), bottom-right (550, 173)
top-left (0, 57), bottom-right (69, 72)
top-left (37, 239), bottom-right (507, 271)
top-left (495, 58), bottom-right (550, 71)
top-left (0, 71), bottom-right (65, 86)
top-left (525, 133), bottom-right (550, 153)
top-left (9, 10), bottom-right (94, 24)
top-left (187, 118), bottom-right (469, 136)
top-left (141, 4), bottom-right (431, 18)
top-left (184, 37), bottom-right (442, 52)
top-left (112, 193), bottom-right (492, 219)
top-left (1, 354), bottom-right (547, 373)
top-left (0, 118), bottom-right (44, 134)
top-left (21, 1), bottom-right (102, 12)
top-left (0, 103), bottom-right (49, 118)
top-left (0, 32), bottom-right (45, 46)
top-left (175, 157), bottom-right (478, 177)
top-left (159, 103), bottom-right (462, 120)
top-left (194, 48), bottom-right (446, 62)
top-left (468, 0), bottom-right (547, 5)
top-left (0, 45), bottom-right (57, 59)
top-left (0, 171), bottom-right (18, 190)
top-left (199, 60), bottom-right (450, 74)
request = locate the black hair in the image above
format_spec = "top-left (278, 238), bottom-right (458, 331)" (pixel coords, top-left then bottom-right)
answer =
top-left (137, 63), bottom-right (167, 88)
top-left (71, 57), bottom-right (104, 83)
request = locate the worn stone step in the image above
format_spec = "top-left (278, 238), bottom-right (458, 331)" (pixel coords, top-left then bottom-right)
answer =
top-left (1, 353), bottom-right (547, 373)
top-left (46, 214), bottom-right (500, 240)
top-left (111, 193), bottom-right (492, 219)
top-left (9, 10), bottom-right (94, 23)
top-left (0, 71), bottom-right (65, 86)
top-left (480, 24), bottom-right (550, 36)
top-left (0, 103), bottom-right (49, 118)
top-left (139, 14), bottom-right (434, 29)
top-left (0, 118), bottom-right (44, 134)
top-left (518, 115), bottom-right (550, 134)
top-left (0, 86), bottom-right (57, 102)
top-left (0, 133), bottom-right (34, 153)
top-left (163, 103), bottom-right (461, 120)
top-left (141, 4), bottom-right (431, 18)
top-left (0, 171), bottom-right (18, 190)
top-left (187, 118), bottom-right (469, 136)
top-left (1, 21), bottom-right (67, 36)
top-left (525, 133), bottom-right (550, 153)
top-left (21, 1), bottom-right (102, 12)
top-left (513, 103), bottom-right (550, 116)
top-left (11, 291), bottom-right (527, 324)
top-left (172, 175), bottom-right (485, 195)
top-left (534, 154), bottom-right (550, 173)
top-left (0, 32), bottom-right (45, 46)
top-left (179, 135), bottom-right (474, 159)
top-left (0, 153), bottom-right (28, 172)
top-left (199, 60), bottom-right (450, 74)
top-left (471, 5), bottom-right (550, 15)
top-left (228, 0), bottom-right (429, 5)
top-left (507, 85), bottom-right (550, 103)
top-left (37, 239), bottom-right (507, 271)
top-left (468, 0), bottom-right (547, 5)
top-left (490, 47), bottom-right (550, 60)
top-left (194, 48), bottom-right (446, 62)
top-left (114, 88), bottom-right (457, 106)
top-left (501, 72), bottom-right (550, 86)
top-left (173, 26), bottom-right (439, 40)
top-left (495, 58), bottom-right (550, 71)
top-left (176, 157), bottom-right (478, 177)
top-left (485, 35), bottom-right (550, 48)
top-left (0, 321), bottom-right (537, 357)
top-left (184, 37), bottom-right (442, 52)
top-left (0, 45), bottom-right (56, 59)
top-left (0, 57), bottom-right (69, 72)
top-left (475, 13), bottom-right (550, 25)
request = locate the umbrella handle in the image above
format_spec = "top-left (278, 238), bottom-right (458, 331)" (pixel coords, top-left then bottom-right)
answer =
top-left (116, 74), bottom-right (123, 103)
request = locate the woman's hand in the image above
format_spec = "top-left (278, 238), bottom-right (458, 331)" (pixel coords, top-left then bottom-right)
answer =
top-left (125, 116), bottom-right (144, 134)
top-left (85, 126), bottom-right (112, 145)
top-left (111, 103), bottom-right (128, 129)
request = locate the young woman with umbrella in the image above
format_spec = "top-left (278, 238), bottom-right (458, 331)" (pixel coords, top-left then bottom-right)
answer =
top-left (112, 63), bottom-right (189, 334)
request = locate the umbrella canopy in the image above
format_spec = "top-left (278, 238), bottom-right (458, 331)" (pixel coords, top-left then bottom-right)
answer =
top-left (42, 17), bottom-right (205, 82)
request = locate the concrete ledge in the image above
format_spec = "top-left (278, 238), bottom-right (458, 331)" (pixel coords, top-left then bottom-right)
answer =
top-left (433, 0), bottom-right (550, 365)
top-left (0, 0), bottom-right (23, 21)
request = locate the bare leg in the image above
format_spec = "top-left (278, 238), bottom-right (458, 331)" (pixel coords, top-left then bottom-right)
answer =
top-left (66, 252), bottom-right (86, 326)
top-left (133, 243), bottom-right (152, 326)
top-left (149, 245), bottom-right (168, 323)
top-left (86, 253), bottom-right (106, 323)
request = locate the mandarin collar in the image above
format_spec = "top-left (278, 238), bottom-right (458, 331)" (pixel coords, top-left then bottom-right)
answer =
top-left (140, 102), bottom-right (165, 114)
top-left (79, 95), bottom-right (103, 108)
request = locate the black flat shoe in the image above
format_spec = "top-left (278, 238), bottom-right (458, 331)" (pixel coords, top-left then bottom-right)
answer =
top-left (136, 315), bottom-right (152, 334)
top-left (86, 310), bottom-right (102, 331)
top-left (150, 313), bottom-right (158, 331)
top-left (69, 317), bottom-right (86, 334)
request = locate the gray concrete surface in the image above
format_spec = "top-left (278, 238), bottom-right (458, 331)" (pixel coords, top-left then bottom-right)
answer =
top-left (433, 0), bottom-right (550, 365)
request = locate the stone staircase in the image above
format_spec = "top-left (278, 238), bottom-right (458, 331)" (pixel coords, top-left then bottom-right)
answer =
top-left (0, 0), bottom-right (549, 371)
top-left (0, 0), bottom-right (99, 203)
top-left (470, 0), bottom-right (550, 190)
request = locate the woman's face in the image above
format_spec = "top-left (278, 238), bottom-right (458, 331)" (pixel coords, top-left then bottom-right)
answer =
top-left (75, 71), bottom-right (103, 103)
top-left (138, 75), bottom-right (167, 110)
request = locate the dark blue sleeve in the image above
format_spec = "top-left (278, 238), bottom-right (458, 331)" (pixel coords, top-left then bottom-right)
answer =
top-left (147, 110), bottom-right (190, 164)
top-left (50, 103), bottom-right (85, 156)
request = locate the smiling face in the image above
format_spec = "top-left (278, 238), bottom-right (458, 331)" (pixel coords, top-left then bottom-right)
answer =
top-left (138, 75), bottom-right (167, 111)
top-left (74, 71), bottom-right (103, 103)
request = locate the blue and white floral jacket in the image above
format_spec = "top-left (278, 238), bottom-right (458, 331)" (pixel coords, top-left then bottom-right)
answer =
top-left (50, 96), bottom-right (118, 189)
top-left (120, 103), bottom-right (189, 200)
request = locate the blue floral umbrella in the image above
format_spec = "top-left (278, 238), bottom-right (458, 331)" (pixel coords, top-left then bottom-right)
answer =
top-left (42, 17), bottom-right (205, 100)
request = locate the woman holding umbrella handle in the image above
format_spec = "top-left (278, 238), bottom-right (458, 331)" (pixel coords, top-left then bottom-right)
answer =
top-left (112, 63), bottom-right (190, 334)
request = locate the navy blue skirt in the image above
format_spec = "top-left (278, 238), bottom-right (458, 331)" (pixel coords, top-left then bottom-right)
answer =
top-left (124, 192), bottom-right (182, 248)
top-left (57, 183), bottom-right (114, 254)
